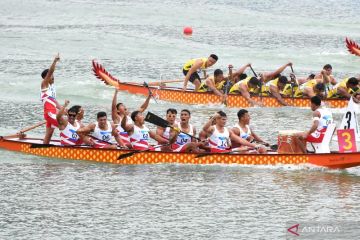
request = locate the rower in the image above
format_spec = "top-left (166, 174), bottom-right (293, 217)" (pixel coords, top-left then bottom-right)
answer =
top-left (294, 80), bottom-right (326, 98)
top-left (72, 105), bottom-right (85, 125)
top-left (229, 76), bottom-right (263, 106)
top-left (156, 108), bottom-right (178, 151)
top-left (182, 54), bottom-right (218, 91)
top-left (112, 89), bottom-right (151, 148)
top-left (56, 100), bottom-right (84, 146)
top-left (264, 76), bottom-right (292, 106)
top-left (197, 69), bottom-right (227, 103)
top-left (171, 109), bottom-right (199, 152)
top-left (327, 77), bottom-right (359, 99)
top-left (315, 64), bottom-right (337, 92)
top-left (231, 109), bottom-right (268, 153)
top-left (40, 53), bottom-right (61, 144)
top-left (202, 111), bottom-right (258, 153)
top-left (77, 112), bottom-right (125, 149)
top-left (295, 96), bottom-right (334, 153)
top-left (122, 110), bottom-right (172, 150)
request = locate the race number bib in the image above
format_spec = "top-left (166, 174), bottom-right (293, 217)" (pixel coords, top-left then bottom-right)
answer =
top-left (337, 129), bottom-right (357, 153)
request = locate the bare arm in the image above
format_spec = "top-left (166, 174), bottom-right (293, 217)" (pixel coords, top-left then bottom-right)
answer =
top-left (265, 62), bottom-right (292, 81)
top-left (205, 78), bottom-right (224, 97)
top-left (269, 85), bottom-right (288, 106)
top-left (138, 93), bottom-right (151, 113)
top-left (303, 87), bottom-right (315, 98)
top-left (337, 87), bottom-right (352, 99)
top-left (305, 111), bottom-right (321, 136)
top-left (240, 84), bottom-right (260, 106)
top-left (56, 100), bottom-right (69, 130)
top-left (149, 130), bottom-right (169, 144)
top-left (77, 123), bottom-right (95, 136)
top-left (111, 124), bottom-right (126, 147)
top-left (229, 130), bottom-right (256, 148)
top-left (111, 89), bottom-right (120, 124)
top-left (121, 115), bottom-right (134, 134)
top-left (41, 53), bottom-right (60, 89)
top-left (183, 59), bottom-right (203, 89)
top-left (232, 63), bottom-right (251, 79)
top-left (202, 115), bottom-right (217, 134)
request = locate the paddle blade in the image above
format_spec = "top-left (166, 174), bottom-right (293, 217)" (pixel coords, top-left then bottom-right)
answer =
top-left (145, 112), bottom-right (169, 128)
top-left (346, 37), bottom-right (360, 57)
top-left (30, 143), bottom-right (54, 148)
top-left (92, 60), bottom-right (120, 87)
top-left (117, 151), bottom-right (136, 160)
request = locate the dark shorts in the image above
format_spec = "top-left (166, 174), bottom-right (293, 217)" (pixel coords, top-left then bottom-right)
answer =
top-left (183, 69), bottom-right (201, 83)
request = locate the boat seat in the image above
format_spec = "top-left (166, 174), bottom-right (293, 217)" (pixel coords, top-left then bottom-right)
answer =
top-left (310, 123), bottom-right (337, 153)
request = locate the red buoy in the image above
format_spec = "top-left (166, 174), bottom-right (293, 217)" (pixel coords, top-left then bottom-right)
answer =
top-left (183, 26), bottom-right (193, 35)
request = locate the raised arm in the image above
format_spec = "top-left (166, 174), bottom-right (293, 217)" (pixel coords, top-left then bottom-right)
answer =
top-left (41, 53), bottom-right (60, 89)
top-left (265, 62), bottom-right (292, 81)
top-left (111, 89), bottom-right (120, 123)
top-left (202, 114), bottom-right (217, 134)
top-left (77, 123), bottom-right (95, 136)
top-left (232, 63), bottom-right (251, 79)
top-left (121, 114), bottom-right (134, 134)
top-left (138, 93), bottom-right (151, 113)
top-left (56, 100), bottom-right (69, 130)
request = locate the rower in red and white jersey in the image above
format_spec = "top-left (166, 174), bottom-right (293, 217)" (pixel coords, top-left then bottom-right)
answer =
top-left (121, 110), bottom-right (172, 151)
top-left (56, 100), bottom-right (84, 146)
top-left (171, 109), bottom-right (199, 152)
top-left (231, 109), bottom-right (268, 153)
top-left (129, 124), bottom-right (151, 150)
top-left (112, 89), bottom-right (151, 148)
top-left (41, 53), bottom-right (61, 144)
top-left (77, 112), bottom-right (125, 149)
top-left (156, 108), bottom-right (177, 151)
top-left (202, 111), bottom-right (258, 153)
top-left (297, 96), bottom-right (333, 144)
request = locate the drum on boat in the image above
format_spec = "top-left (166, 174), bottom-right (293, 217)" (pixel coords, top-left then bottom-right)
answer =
top-left (278, 130), bottom-right (306, 154)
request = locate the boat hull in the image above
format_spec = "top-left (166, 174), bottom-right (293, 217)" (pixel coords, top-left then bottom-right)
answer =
top-left (1, 138), bottom-right (359, 169)
top-left (117, 82), bottom-right (348, 108)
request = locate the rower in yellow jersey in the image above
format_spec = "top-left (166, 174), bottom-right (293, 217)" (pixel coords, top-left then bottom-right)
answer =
top-left (327, 77), bottom-right (359, 99)
top-left (294, 79), bottom-right (326, 98)
top-left (263, 76), bottom-right (292, 106)
top-left (197, 69), bottom-right (227, 103)
top-left (182, 54), bottom-right (218, 91)
top-left (229, 76), bottom-right (263, 106)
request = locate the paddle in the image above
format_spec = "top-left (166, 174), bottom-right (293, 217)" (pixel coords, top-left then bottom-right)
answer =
top-left (250, 65), bottom-right (262, 100)
top-left (1, 121), bottom-right (46, 139)
top-left (290, 66), bottom-right (296, 102)
top-left (117, 143), bottom-right (171, 160)
top-left (30, 143), bottom-right (90, 149)
top-left (195, 144), bottom-right (278, 158)
top-left (145, 112), bottom-right (201, 141)
top-left (143, 81), bottom-right (158, 103)
top-left (223, 65), bottom-right (233, 106)
top-left (146, 79), bottom-right (183, 86)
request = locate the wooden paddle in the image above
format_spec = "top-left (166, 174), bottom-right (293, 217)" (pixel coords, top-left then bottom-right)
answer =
top-left (290, 66), bottom-right (296, 102)
top-left (143, 81), bottom-right (158, 103)
top-left (30, 143), bottom-right (90, 148)
top-left (145, 112), bottom-right (201, 141)
top-left (195, 144), bottom-right (278, 158)
top-left (117, 143), bottom-right (171, 160)
top-left (146, 79), bottom-right (184, 86)
top-left (249, 65), bottom-right (262, 100)
top-left (1, 121), bottom-right (46, 139)
top-left (223, 65), bottom-right (233, 106)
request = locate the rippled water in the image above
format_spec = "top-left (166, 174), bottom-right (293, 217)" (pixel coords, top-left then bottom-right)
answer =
top-left (1, 0), bottom-right (360, 239)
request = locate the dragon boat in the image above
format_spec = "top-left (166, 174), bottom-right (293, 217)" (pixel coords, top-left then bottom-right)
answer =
top-left (1, 137), bottom-right (360, 169)
top-left (92, 60), bottom-right (351, 108)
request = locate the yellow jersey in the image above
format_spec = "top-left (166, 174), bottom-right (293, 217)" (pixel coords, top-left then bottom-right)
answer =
top-left (197, 76), bottom-right (225, 92)
top-left (183, 58), bottom-right (208, 71)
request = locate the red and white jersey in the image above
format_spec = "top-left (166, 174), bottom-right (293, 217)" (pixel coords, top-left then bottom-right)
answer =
top-left (92, 121), bottom-right (113, 148)
top-left (60, 121), bottom-right (81, 146)
top-left (315, 108), bottom-right (333, 132)
top-left (116, 116), bottom-right (133, 144)
top-left (233, 123), bottom-right (252, 140)
top-left (208, 126), bottom-right (231, 152)
top-left (129, 125), bottom-right (150, 150)
top-left (171, 123), bottom-right (194, 152)
top-left (41, 84), bottom-right (57, 110)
